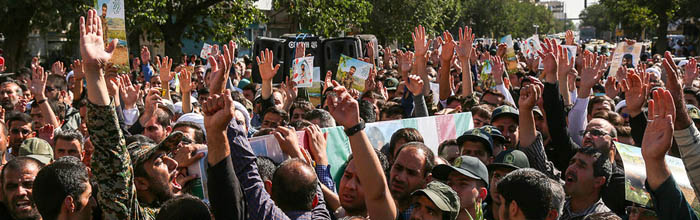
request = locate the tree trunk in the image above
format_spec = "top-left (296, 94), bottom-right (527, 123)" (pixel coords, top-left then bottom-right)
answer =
top-left (161, 24), bottom-right (186, 61)
top-left (1, 9), bottom-right (34, 72)
top-left (655, 13), bottom-right (669, 54)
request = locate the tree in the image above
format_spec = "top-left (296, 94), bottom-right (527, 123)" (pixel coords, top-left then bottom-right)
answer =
top-left (125, 0), bottom-right (265, 59)
top-left (580, 3), bottom-right (615, 39)
top-left (275, 0), bottom-right (373, 38)
top-left (364, 0), bottom-right (461, 45)
top-left (0, 0), bottom-right (90, 72)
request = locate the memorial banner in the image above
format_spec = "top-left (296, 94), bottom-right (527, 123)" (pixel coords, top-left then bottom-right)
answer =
top-left (249, 112), bottom-right (474, 188)
top-left (94, 0), bottom-right (129, 69)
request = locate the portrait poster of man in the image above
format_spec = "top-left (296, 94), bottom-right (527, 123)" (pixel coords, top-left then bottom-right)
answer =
top-left (94, 0), bottom-right (129, 69)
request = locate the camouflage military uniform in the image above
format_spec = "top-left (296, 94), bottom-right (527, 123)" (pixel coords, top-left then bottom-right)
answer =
top-left (88, 99), bottom-right (156, 220)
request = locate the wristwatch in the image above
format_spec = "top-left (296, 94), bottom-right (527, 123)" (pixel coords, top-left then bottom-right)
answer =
top-left (344, 120), bottom-right (365, 136)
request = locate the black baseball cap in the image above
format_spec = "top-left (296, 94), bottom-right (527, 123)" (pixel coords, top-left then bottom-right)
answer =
top-left (432, 155), bottom-right (489, 187)
top-left (487, 149), bottom-right (530, 171)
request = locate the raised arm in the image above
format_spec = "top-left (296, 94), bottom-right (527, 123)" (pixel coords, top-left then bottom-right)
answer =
top-left (70, 59), bottom-right (85, 102)
top-left (438, 31), bottom-right (456, 101)
top-left (412, 25), bottom-right (432, 96)
top-left (156, 56), bottom-right (173, 101)
top-left (327, 81), bottom-right (397, 220)
top-left (179, 66), bottom-right (193, 114)
top-left (456, 26), bottom-right (474, 98)
top-left (30, 65), bottom-right (60, 128)
top-left (208, 41), bottom-right (235, 95)
top-left (80, 9), bottom-right (140, 219)
top-left (406, 75), bottom-right (428, 117)
top-left (202, 89), bottom-right (246, 220)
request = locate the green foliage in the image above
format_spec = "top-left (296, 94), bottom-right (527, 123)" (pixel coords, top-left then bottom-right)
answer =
top-left (125, 0), bottom-right (265, 53)
top-left (275, 0), bottom-right (373, 37)
top-left (365, 0), bottom-right (461, 45)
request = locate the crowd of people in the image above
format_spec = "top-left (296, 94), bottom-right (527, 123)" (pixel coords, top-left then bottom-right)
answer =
top-left (0, 8), bottom-right (699, 220)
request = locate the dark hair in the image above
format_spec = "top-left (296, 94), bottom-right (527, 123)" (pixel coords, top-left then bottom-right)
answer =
top-left (262, 107), bottom-right (289, 126)
top-left (173, 121), bottom-right (205, 144)
top-left (470, 105), bottom-right (493, 120)
top-left (6, 111), bottom-right (32, 127)
top-left (33, 156), bottom-right (89, 220)
top-left (588, 96), bottom-right (615, 116)
top-left (388, 128), bottom-right (424, 160)
top-left (345, 148), bottom-right (390, 177)
top-left (290, 101), bottom-right (314, 117)
top-left (47, 74), bottom-right (68, 91)
top-left (151, 108), bottom-right (173, 129)
top-left (49, 100), bottom-right (67, 121)
top-left (437, 139), bottom-right (458, 160)
top-left (155, 194), bottom-right (211, 220)
top-left (272, 158), bottom-right (319, 211)
top-left (576, 147), bottom-right (613, 188)
top-left (583, 212), bottom-right (622, 220)
top-left (290, 119), bottom-right (313, 130)
top-left (395, 142), bottom-right (435, 177)
top-left (358, 99), bottom-right (376, 123)
top-left (496, 168), bottom-right (558, 220)
top-left (256, 156), bottom-right (276, 182)
top-left (1, 157), bottom-right (43, 185)
top-left (54, 129), bottom-right (84, 147)
top-left (253, 128), bottom-right (276, 137)
top-left (380, 104), bottom-right (403, 120)
top-left (0, 80), bottom-right (22, 94)
top-left (242, 83), bottom-right (257, 93)
top-left (303, 109), bottom-right (336, 128)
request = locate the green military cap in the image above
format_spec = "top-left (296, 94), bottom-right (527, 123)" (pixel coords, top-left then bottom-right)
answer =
top-left (488, 149), bottom-right (530, 171)
top-left (128, 131), bottom-right (185, 166)
top-left (411, 181), bottom-right (461, 220)
top-left (491, 105), bottom-right (519, 123)
top-left (19, 138), bottom-right (54, 165)
top-left (384, 78), bottom-right (399, 91)
top-left (432, 155), bottom-right (489, 187)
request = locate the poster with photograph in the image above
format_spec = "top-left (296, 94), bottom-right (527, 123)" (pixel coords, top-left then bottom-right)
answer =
top-left (337, 54), bottom-right (372, 92)
top-left (94, 0), bottom-right (128, 69)
top-left (200, 43), bottom-right (214, 59)
top-left (291, 57), bottom-right (314, 88)
top-left (500, 35), bottom-right (518, 72)
top-left (616, 142), bottom-right (700, 212)
top-left (308, 67), bottom-right (323, 106)
top-left (187, 149), bottom-right (209, 203)
top-left (609, 42), bottom-right (642, 78)
top-left (480, 60), bottom-right (495, 88)
top-left (524, 35), bottom-right (542, 57)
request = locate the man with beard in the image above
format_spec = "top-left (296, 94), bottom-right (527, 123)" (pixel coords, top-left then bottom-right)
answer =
top-left (494, 168), bottom-right (564, 220)
top-left (33, 156), bottom-right (95, 220)
top-left (336, 148), bottom-right (390, 218)
top-left (390, 142), bottom-right (435, 219)
top-left (0, 157), bottom-right (44, 220)
top-left (0, 81), bottom-right (23, 111)
top-left (561, 148), bottom-right (614, 219)
top-left (79, 9), bottom-right (183, 219)
top-left (6, 113), bottom-right (34, 160)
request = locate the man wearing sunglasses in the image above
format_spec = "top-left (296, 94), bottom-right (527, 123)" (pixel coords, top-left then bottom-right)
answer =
top-left (5, 112), bottom-right (34, 161)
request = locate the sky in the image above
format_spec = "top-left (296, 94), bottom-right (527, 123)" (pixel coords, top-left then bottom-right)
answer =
top-left (562, 0), bottom-right (598, 24)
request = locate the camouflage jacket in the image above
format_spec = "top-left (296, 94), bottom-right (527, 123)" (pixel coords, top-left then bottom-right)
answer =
top-left (88, 100), bottom-right (156, 220)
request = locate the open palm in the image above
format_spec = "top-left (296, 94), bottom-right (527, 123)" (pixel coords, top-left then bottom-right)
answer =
top-left (79, 9), bottom-right (117, 68)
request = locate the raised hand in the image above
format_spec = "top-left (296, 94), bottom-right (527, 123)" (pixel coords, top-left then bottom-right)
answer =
top-left (326, 81), bottom-right (361, 129)
top-left (37, 124), bottom-right (55, 143)
top-left (207, 40), bottom-right (236, 95)
top-left (367, 41), bottom-right (376, 61)
top-left (642, 88), bottom-right (675, 162)
top-left (684, 58), bottom-right (698, 87)
top-left (406, 74), bottom-right (424, 96)
top-left (132, 57), bottom-right (141, 72)
top-left (295, 42), bottom-right (306, 59)
top-left (14, 97), bottom-right (28, 113)
top-left (519, 84), bottom-right (541, 111)
top-left (579, 52), bottom-right (605, 97)
top-left (256, 48), bottom-right (280, 81)
top-left (179, 65), bottom-right (193, 94)
top-left (397, 50), bottom-right (414, 74)
top-left (274, 126), bottom-right (303, 159)
top-left (106, 76), bottom-right (120, 98)
top-left (565, 30), bottom-right (574, 45)
top-left (604, 76), bottom-right (619, 98)
top-left (526, 54), bottom-right (541, 72)
top-left (438, 31), bottom-right (456, 64)
top-left (31, 65), bottom-right (48, 100)
top-left (323, 71), bottom-right (333, 94)
top-left (119, 74), bottom-right (141, 110)
top-left (305, 124), bottom-right (328, 165)
top-left (557, 45), bottom-right (575, 81)
top-left (621, 68), bottom-right (650, 117)
top-left (70, 60), bottom-right (85, 81)
top-left (456, 26), bottom-right (474, 63)
top-left (662, 51), bottom-right (684, 100)
top-left (412, 25), bottom-right (432, 58)
top-left (79, 9), bottom-right (118, 69)
top-left (364, 69), bottom-right (377, 93)
top-left (141, 46), bottom-right (151, 64)
top-left (496, 43), bottom-right (507, 58)
top-left (156, 56), bottom-right (173, 82)
top-left (537, 38), bottom-right (560, 83)
top-left (383, 47), bottom-right (393, 69)
top-left (52, 61), bottom-right (66, 76)
top-left (174, 144), bottom-right (206, 168)
top-left (491, 56), bottom-right (506, 85)
top-left (202, 89), bottom-right (235, 132)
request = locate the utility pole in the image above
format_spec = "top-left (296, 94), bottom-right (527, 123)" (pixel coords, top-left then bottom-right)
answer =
top-left (584, 0), bottom-right (587, 8)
